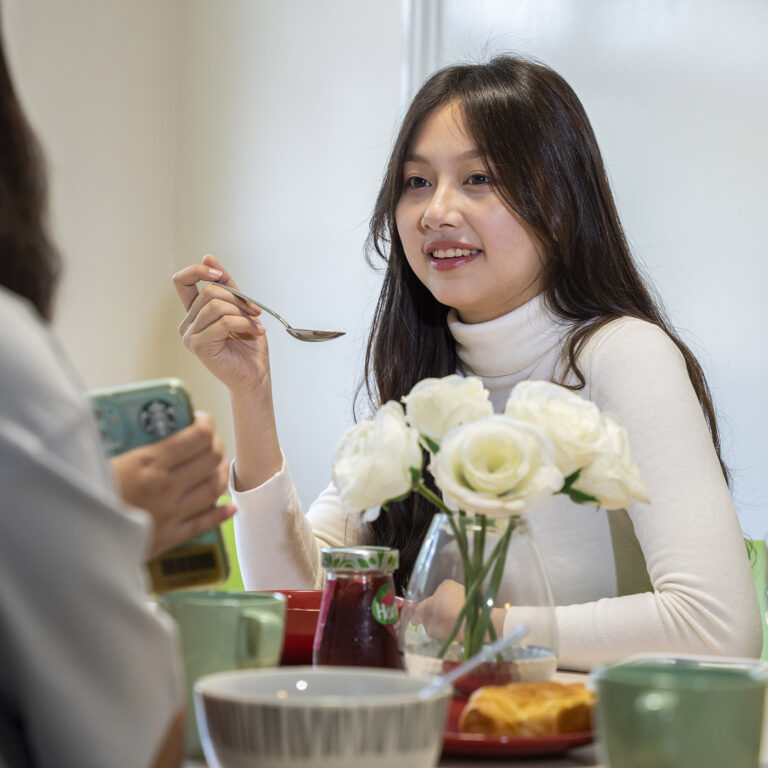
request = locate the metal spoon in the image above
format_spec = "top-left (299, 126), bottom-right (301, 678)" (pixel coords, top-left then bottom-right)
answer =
top-left (417, 623), bottom-right (529, 699)
top-left (200, 281), bottom-right (345, 342)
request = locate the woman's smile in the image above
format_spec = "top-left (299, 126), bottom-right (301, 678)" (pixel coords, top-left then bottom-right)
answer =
top-left (395, 101), bottom-right (544, 323)
top-left (426, 239), bottom-right (482, 270)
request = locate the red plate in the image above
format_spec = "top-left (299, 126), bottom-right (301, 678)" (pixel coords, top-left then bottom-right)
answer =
top-left (255, 589), bottom-right (405, 666)
top-left (442, 696), bottom-right (594, 757)
top-left (263, 589), bottom-right (322, 666)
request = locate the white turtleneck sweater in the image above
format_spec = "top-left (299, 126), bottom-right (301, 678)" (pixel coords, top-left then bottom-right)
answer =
top-left (232, 295), bottom-right (762, 670)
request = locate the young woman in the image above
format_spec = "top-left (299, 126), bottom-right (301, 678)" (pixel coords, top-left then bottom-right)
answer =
top-left (173, 55), bottom-right (761, 670)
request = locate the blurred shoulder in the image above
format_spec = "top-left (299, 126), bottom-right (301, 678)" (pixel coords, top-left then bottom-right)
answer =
top-left (0, 286), bottom-right (92, 440)
top-left (0, 285), bottom-right (45, 337)
top-left (0, 286), bottom-right (60, 368)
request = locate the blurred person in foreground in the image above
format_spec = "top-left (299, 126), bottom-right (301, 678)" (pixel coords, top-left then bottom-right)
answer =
top-left (0, 14), bottom-right (232, 768)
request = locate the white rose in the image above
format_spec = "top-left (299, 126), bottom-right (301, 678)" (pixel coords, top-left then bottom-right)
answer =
top-left (332, 401), bottom-right (423, 516)
top-left (402, 374), bottom-right (493, 445)
top-left (505, 380), bottom-right (606, 476)
top-left (429, 415), bottom-right (564, 518)
top-left (572, 412), bottom-right (650, 509)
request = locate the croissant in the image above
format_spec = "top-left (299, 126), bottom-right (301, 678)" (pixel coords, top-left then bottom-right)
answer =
top-left (458, 681), bottom-right (595, 737)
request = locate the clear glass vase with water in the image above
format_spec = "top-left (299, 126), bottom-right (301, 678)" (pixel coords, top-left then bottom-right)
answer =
top-left (399, 512), bottom-right (558, 695)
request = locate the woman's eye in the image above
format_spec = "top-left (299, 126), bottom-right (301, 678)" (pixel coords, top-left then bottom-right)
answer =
top-left (404, 176), bottom-right (430, 189)
top-left (466, 173), bottom-right (490, 186)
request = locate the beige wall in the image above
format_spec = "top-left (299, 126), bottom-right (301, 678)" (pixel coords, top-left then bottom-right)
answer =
top-left (5, 0), bottom-right (183, 388)
top-left (4, 0), bottom-right (402, 509)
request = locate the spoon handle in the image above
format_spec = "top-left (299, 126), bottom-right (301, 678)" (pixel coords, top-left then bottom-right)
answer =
top-left (200, 281), bottom-right (291, 330)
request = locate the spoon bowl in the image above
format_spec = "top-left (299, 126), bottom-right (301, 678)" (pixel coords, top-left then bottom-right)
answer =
top-left (200, 281), bottom-right (345, 342)
top-left (286, 328), bottom-right (344, 342)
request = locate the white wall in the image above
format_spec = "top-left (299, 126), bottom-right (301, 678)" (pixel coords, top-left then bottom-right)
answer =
top-left (427, 0), bottom-right (768, 537)
top-left (172, 0), bottom-right (402, 505)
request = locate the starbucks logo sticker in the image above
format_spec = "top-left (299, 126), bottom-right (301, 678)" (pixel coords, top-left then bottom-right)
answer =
top-left (371, 584), bottom-right (398, 625)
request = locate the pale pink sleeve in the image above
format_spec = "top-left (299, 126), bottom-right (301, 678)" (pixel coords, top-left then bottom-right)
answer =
top-left (231, 458), bottom-right (365, 590)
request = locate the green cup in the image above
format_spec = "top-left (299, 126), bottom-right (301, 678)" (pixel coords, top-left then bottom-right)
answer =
top-left (593, 655), bottom-right (767, 768)
top-left (157, 590), bottom-right (285, 757)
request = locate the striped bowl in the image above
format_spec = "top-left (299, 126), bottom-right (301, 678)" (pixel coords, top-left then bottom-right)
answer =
top-left (194, 666), bottom-right (451, 768)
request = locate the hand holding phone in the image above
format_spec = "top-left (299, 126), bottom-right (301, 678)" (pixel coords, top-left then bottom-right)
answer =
top-left (90, 378), bottom-right (233, 593)
top-left (110, 411), bottom-right (232, 558)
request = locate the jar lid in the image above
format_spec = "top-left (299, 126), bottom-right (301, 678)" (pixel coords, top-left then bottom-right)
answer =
top-left (321, 546), bottom-right (399, 572)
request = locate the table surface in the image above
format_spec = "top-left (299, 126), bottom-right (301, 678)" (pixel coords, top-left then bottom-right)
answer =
top-left (184, 670), bottom-right (768, 768)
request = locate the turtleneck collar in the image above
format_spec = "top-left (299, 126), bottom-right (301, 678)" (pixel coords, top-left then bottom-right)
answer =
top-left (447, 293), bottom-right (568, 379)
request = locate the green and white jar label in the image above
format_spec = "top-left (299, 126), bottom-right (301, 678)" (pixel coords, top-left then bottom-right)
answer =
top-left (371, 583), bottom-right (398, 625)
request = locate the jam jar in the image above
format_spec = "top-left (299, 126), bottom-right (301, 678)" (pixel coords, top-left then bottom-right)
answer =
top-left (313, 546), bottom-right (404, 669)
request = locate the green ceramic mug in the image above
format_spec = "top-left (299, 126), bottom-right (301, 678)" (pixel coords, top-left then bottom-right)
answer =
top-left (593, 655), bottom-right (767, 768)
top-left (157, 590), bottom-right (286, 757)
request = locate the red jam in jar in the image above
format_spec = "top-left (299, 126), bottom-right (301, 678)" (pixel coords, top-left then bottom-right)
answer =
top-left (313, 546), bottom-right (404, 669)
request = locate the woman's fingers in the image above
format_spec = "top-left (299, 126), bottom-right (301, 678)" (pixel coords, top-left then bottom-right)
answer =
top-left (179, 284), bottom-right (261, 338)
top-left (150, 500), bottom-right (236, 559)
top-left (411, 580), bottom-right (467, 640)
top-left (180, 502), bottom-right (237, 547)
top-left (178, 462), bottom-right (232, 520)
top-left (168, 442), bottom-right (226, 495)
top-left (145, 412), bottom-right (218, 469)
top-left (181, 300), bottom-right (264, 355)
top-left (200, 253), bottom-right (234, 283)
top-left (194, 283), bottom-right (262, 320)
top-left (172, 261), bottom-right (227, 311)
top-left (182, 291), bottom-right (261, 337)
top-left (172, 256), bottom-right (273, 394)
top-left (172, 253), bottom-right (246, 307)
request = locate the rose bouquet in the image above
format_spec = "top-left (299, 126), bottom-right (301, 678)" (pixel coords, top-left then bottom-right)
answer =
top-left (332, 375), bottom-right (649, 663)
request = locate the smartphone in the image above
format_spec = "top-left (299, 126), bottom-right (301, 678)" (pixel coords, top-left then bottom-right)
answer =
top-left (88, 377), bottom-right (230, 593)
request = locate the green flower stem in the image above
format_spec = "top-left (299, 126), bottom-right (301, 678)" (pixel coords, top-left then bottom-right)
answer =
top-left (466, 515), bottom-right (487, 659)
top-left (412, 484), bottom-right (518, 662)
top-left (435, 526), bottom-right (512, 658)
top-left (484, 517), bottom-right (515, 621)
top-left (472, 515), bottom-right (486, 570)
top-left (415, 485), bottom-right (472, 577)
top-left (414, 487), bottom-right (476, 651)
top-left (466, 517), bottom-right (491, 658)
top-left (447, 516), bottom-right (471, 582)
top-left (474, 516), bottom-right (516, 661)
top-left (414, 483), bottom-right (452, 515)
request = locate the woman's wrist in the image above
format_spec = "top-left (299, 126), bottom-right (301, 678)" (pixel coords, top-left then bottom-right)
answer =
top-left (229, 384), bottom-right (283, 491)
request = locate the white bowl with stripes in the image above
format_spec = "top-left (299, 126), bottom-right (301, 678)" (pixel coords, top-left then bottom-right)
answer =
top-left (194, 666), bottom-right (451, 768)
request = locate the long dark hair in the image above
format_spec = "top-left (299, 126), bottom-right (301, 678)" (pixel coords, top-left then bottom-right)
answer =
top-left (361, 55), bottom-right (727, 593)
top-left (0, 19), bottom-right (60, 320)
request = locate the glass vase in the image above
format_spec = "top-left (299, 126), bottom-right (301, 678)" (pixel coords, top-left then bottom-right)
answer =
top-left (399, 512), bottom-right (558, 696)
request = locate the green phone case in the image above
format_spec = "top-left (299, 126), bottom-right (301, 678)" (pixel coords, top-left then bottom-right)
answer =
top-left (89, 378), bottom-right (230, 593)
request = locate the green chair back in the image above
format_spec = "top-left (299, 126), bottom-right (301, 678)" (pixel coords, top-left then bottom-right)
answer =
top-left (214, 495), bottom-right (244, 592)
top-left (748, 539), bottom-right (768, 660)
